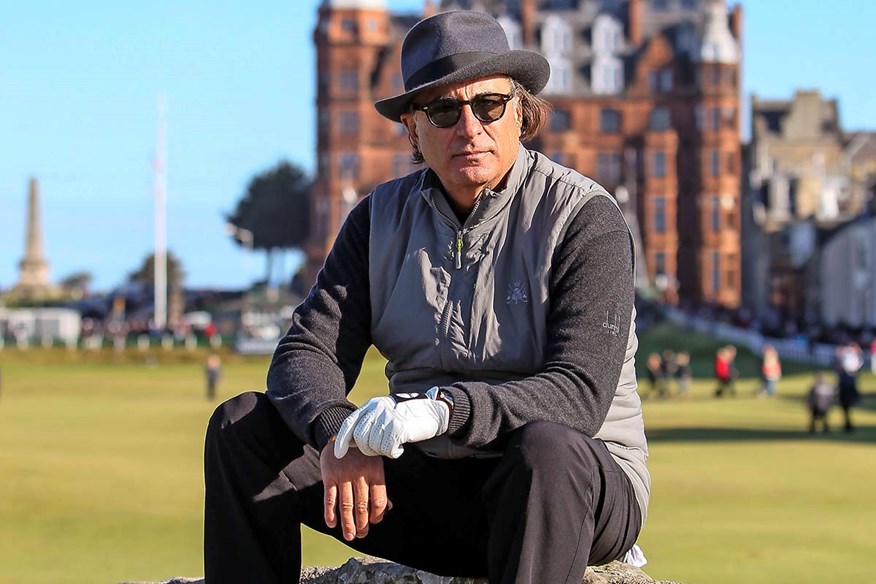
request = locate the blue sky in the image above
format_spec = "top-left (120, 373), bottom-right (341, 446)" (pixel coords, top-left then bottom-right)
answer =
top-left (2, 0), bottom-right (874, 292)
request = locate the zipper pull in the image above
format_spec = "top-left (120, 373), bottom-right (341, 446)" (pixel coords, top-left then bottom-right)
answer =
top-left (455, 231), bottom-right (463, 270)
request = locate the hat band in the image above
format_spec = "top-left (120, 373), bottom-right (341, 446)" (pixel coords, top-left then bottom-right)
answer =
top-left (405, 51), bottom-right (499, 92)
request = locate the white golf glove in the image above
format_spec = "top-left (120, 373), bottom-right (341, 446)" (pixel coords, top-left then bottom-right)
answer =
top-left (334, 388), bottom-right (450, 459)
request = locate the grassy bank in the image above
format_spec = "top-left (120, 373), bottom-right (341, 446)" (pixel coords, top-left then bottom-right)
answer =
top-left (0, 337), bottom-right (873, 583)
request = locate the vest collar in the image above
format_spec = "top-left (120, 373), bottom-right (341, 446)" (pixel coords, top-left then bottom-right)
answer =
top-left (418, 145), bottom-right (531, 228)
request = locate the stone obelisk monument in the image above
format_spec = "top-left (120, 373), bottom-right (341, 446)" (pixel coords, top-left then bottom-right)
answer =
top-left (11, 177), bottom-right (55, 299)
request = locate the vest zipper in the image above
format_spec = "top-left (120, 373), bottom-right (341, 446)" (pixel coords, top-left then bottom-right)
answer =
top-left (433, 192), bottom-right (485, 270)
top-left (455, 232), bottom-right (463, 269)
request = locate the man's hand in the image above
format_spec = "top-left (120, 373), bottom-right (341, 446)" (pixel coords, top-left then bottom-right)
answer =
top-left (321, 439), bottom-right (391, 541)
top-left (334, 392), bottom-right (450, 459)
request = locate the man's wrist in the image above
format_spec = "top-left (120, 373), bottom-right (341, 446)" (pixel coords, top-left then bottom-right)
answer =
top-left (426, 386), bottom-right (454, 416)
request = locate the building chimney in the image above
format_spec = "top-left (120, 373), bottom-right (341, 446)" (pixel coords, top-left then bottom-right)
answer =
top-left (729, 3), bottom-right (743, 41)
top-left (628, 0), bottom-right (643, 47)
top-left (520, 0), bottom-right (536, 47)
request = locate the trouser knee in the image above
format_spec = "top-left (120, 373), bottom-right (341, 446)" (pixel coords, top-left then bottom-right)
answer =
top-left (511, 420), bottom-right (595, 466)
top-left (208, 391), bottom-right (270, 434)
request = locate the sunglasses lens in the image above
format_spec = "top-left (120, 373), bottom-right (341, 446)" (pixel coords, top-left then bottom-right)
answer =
top-left (472, 95), bottom-right (508, 122)
top-left (420, 93), bottom-right (512, 127)
top-left (427, 99), bottom-right (462, 128)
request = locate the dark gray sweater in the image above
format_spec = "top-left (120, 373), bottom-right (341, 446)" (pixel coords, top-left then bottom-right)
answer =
top-left (266, 193), bottom-right (634, 454)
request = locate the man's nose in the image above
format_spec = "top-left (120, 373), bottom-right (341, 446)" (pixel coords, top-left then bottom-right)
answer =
top-left (455, 104), bottom-right (483, 136)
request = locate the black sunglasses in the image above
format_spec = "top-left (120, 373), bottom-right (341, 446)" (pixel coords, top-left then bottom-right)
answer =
top-left (412, 90), bottom-right (516, 128)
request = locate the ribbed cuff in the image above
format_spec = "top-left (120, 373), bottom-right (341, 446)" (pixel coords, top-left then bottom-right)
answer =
top-left (312, 406), bottom-right (356, 452)
top-left (442, 387), bottom-right (471, 438)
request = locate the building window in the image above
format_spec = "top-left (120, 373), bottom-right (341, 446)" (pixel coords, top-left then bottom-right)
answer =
top-left (339, 153), bottom-right (360, 180)
top-left (723, 106), bottom-right (736, 129)
top-left (710, 149), bottom-right (720, 177)
top-left (318, 109), bottom-right (330, 136)
top-left (498, 16), bottom-right (522, 50)
top-left (681, 0), bottom-right (697, 9)
top-left (547, 59), bottom-right (572, 94)
top-left (653, 195), bottom-right (666, 233)
top-left (542, 16), bottom-right (572, 55)
top-left (338, 111), bottom-right (359, 134)
top-left (726, 253), bottom-right (737, 290)
top-left (649, 107), bottom-right (670, 131)
top-left (593, 14), bottom-right (622, 54)
top-left (600, 108), bottom-right (621, 133)
top-left (710, 67), bottom-right (721, 87)
top-left (652, 151), bottom-right (666, 178)
top-left (340, 70), bottom-right (358, 92)
top-left (593, 55), bottom-right (623, 95)
top-left (712, 251), bottom-right (721, 294)
top-left (695, 105), bottom-right (703, 131)
top-left (654, 250), bottom-right (666, 276)
top-left (550, 108), bottom-right (571, 132)
top-left (726, 151), bottom-right (736, 174)
top-left (597, 152), bottom-right (622, 185)
top-left (648, 68), bottom-right (673, 93)
top-left (710, 195), bottom-right (721, 232)
top-left (341, 19), bottom-right (356, 33)
top-left (652, 0), bottom-right (669, 9)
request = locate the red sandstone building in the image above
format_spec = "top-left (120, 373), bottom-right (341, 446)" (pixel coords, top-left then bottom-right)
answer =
top-left (308, 0), bottom-right (743, 308)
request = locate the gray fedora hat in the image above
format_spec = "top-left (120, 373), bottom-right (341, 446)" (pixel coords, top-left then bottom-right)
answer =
top-left (374, 10), bottom-right (550, 122)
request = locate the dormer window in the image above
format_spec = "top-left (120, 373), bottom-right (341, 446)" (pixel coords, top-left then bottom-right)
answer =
top-left (593, 14), bottom-right (623, 54)
top-left (545, 58), bottom-right (572, 94)
top-left (593, 54), bottom-right (623, 95)
top-left (542, 16), bottom-right (573, 55)
top-left (497, 16), bottom-right (522, 50)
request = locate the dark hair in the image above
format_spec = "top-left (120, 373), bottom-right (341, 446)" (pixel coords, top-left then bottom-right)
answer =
top-left (407, 78), bottom-right (552, 165)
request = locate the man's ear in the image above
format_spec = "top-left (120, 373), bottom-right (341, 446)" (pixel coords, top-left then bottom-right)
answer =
top-left (400, 113), bottom-right (418, 147)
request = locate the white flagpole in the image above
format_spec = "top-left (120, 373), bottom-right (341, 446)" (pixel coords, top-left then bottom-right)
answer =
top-left (154, 94), bottom-right (168, 331)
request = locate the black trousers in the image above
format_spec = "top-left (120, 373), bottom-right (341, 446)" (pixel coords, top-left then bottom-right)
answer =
top-left (204, 392), bottom-right (642, 584)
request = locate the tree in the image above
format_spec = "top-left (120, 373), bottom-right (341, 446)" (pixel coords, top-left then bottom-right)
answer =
top-left (58, 270), bottom-right (93, 298)
top-left (226, 160), bottom-right (311, 285)
top-left (128, 250), bottom-right (185, 291)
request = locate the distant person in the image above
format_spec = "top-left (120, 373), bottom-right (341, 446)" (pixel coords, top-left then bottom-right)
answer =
top-left (758, 345), bottom-right (782, 397)
top-left (659, 349), bottom-right (676, 398)
top-left (205, 353), bottom-right (222, 401)
top-left (870, 339), bottom-right (876, 375)
top-left (835, 342), bottom-right (863, 432)
top-left (645, 352), bottom-right (663, 399)
top-left (714, 345), bottom-right (737, 398)
top-left (674, 351), bottom-right (692, 398)
top-left (807, 371), bottom-right (835, 433)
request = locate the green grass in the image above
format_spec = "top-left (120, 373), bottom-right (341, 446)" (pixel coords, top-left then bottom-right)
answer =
top-left (0, 342), bottom-right (874, 584)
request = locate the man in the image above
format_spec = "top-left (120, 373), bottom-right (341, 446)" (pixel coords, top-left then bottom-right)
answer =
top-left (205, 11), bottom-right (649, 584)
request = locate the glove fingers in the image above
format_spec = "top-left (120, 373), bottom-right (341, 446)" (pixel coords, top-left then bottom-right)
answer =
top-left (354, 409), bottom-right (380, 457)
top-left (334, 410), bottom-right (361, 459)
top-left (366, 409), bottom-right (394, 457)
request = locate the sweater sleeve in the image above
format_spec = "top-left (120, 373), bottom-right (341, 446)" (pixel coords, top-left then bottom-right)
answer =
top-left (266, 196), bottom-right (372, 451)
top-left (441, 194), bottom-right (636, 447)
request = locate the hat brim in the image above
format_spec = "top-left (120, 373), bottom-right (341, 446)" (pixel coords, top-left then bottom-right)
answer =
top-left (374, 50), bottom-right (550, 122)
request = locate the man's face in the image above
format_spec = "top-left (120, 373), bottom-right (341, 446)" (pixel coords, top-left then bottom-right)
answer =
top-left (401, 75), bottom-right (521, 209)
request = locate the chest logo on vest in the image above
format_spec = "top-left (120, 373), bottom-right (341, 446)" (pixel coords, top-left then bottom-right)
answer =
top-left (603, 311), bottom-right (620, 336)
top-left (506, 281), bottom-right (529, 305)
